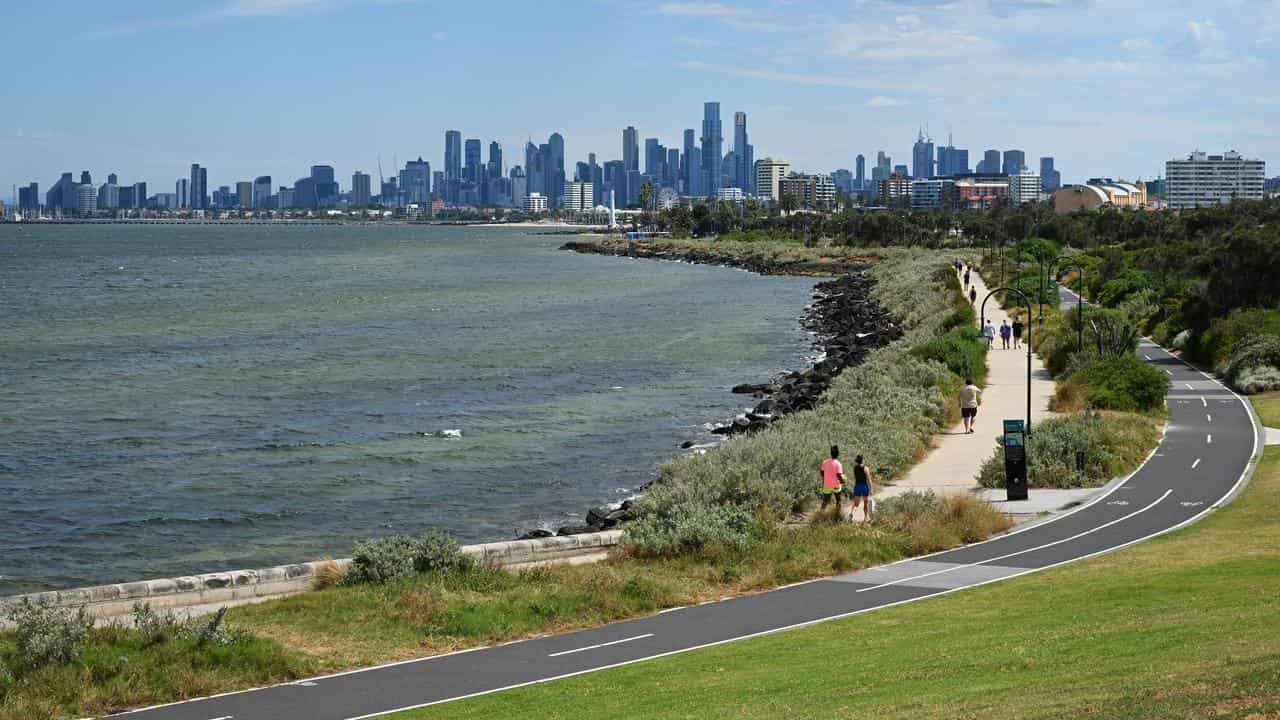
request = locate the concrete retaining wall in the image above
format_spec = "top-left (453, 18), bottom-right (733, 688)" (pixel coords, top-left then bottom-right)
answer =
top-left (0, 530), bottom-right (623, 626)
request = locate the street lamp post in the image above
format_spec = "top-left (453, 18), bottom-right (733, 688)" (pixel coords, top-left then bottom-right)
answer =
top-left (981, 287), bottom-right (1035, 435)
top-left (1053, 257), bottom-right (1087, 353)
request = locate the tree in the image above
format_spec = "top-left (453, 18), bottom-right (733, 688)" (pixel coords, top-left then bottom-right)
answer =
top-left (638, 183), bottom-right (656, 231)
top-left (779, 192), bottom-right (799, 216)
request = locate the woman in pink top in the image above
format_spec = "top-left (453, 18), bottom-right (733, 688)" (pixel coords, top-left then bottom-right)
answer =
top-left (819, 445), bottom-right (845, 512)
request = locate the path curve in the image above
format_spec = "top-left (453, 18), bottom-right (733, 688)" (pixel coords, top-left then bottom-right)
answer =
top-left (104, 286), bottom-right (1263, 720)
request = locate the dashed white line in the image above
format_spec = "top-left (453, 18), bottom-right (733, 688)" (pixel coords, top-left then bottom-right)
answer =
top-left (547, 634), bottom-right (654, 658)
top-left (1192, 458), bottom-right (1201, 469)
top-left (855, 490), bottom-right (1173, 593)
top-left (1201, 396), bottom-right (1208, 407)
top-left (1144, 354), bottom-right (1152, 360)
top-left (1185, 383), bottom-right (1195, 390)
top-left (1207, 414), bottom-right (1213, 423)
top-left (1207, 434), bottom-right (1213, 444)
top-left (1166, 370), bottom-right (1174, 376)
top-left (207, 716), bottom-right (234, 720)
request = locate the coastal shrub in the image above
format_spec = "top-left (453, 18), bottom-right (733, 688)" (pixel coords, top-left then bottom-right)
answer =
top-left (977, 412), bottom-right (1161, 489)
top-left (131, 603), bottom-right (178, 646)
top-left (1066, 354), bottom-right (1168, 412)
top-left (910, 328), bottom-right (988, 385)
top-left (344, 529), bottom-right (473, 586)
top-left (1222, 334), bottom-right (1280, 391)
top-left (623, 505), bottom-right (762, 558)
top-left (5, 599), bottom-right (93, 671)
top-left (1191, 308), bottom-right (1280, 369)
top-left (1236, 365), bottom-right (1280, 394)
top-left (875, 491), bottom-right (1011, 554)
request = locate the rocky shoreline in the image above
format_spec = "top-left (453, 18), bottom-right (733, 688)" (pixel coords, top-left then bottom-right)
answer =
top-left (517, 239), bottom-right (901, 540)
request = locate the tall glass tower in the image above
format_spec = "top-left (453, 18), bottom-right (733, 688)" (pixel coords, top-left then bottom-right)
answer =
top-left (701, 102), bottom-right (723, 197)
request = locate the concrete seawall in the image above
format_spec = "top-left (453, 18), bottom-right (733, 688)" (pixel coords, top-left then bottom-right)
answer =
top-left (0, 530), bottom-right (622, 627)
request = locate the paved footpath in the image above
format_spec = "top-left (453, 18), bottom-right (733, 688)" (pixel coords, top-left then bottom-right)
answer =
top-left (106, 289), bottom-right (1264, 720)
top-left (879, 266), bottom-right (1055, 500)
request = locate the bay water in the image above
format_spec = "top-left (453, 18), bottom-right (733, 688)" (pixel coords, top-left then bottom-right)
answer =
top-left (0, 225), bottom-right (814, 593)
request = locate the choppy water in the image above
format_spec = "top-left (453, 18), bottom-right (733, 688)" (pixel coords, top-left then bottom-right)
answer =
top-left (0, 224), bottom-right (815, 593)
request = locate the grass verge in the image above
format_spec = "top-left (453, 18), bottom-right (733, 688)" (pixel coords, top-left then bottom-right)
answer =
top-left (389, 428), bottom-right (1280, 720)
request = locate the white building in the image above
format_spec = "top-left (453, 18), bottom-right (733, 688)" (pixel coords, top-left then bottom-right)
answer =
top-left (1008, 171), bottom-right (1042, 205)
top-left (76, 184), bottom-right (98, 215)
top-left (716, 187), bottom-right (745, 202)
top-left (754, 157), bottom-right (790, 202)
top-left (1165, 151), bottom-right (1265, 209)
top-left (813, 174), bottom-right (836, 207)
top-left (524, 192), bottom-right (548, 213)
top-left (910, 179), bottom-right (953, 209)
top-left (562, 181), bottom-right (594, 212)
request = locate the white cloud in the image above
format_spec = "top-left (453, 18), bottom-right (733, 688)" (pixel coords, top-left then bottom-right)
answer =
top-left (866, 95), bottom-right (910, 107)
top-left (827, 21), bottom-right (991, 61)
top-left (219, 0), bottom-right (335, 16)
top-left (675, 60), bottom-right (867, 87)
top-left (1172, 19), bottom-right (1227, 57)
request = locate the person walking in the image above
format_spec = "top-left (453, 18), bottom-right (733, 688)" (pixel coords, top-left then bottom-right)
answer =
top-left (1000, 319), bottom-right (1012, 349)
top-left (983, 319), bottom-right (996, 347)
top-left (959, 378), bottom-right (981, 434)
top-left (819, 445), bottom-right (845, 514)
top-left (1012, 317), bottom-right (1025, 349)
top-left (963, 269), bottom-right (971, 288)
top-left (849, 454), bottom-right (873, 524)
top-left (969, 286), bottom-right (977, 305)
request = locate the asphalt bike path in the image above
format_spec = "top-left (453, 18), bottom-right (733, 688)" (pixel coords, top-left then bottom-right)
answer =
top-left (107, 287), bottom-right (1261, 720)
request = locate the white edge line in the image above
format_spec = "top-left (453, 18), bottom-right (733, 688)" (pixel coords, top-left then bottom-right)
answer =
top-left (1192, 458), bottom-right (1201, 469)
top-left (855, 490), bottom-right (1172, 593)
top-left (103, 337), bottom-right (1258, 720)
top-left (547, 634), bottom-right (653, 658)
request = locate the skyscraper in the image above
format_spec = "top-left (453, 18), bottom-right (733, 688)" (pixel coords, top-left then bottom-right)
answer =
top-left (236, 181), bottom-right (252, 209)
top-left (980, 149), bottom-right (1001, 174)
top-left (464, 139), bottom-right (482, 183)
top-left (1002, 149), bottom-right (1026, 175)
top-left (351, 172), bottom-right (372, 207)
top-left (911, 128), bottom-right (935, 179)
top-left (547, 133), bottom-right (565, 208)
top-left (855, 154), bottom-right (866, 189)
top-left (253, 176), bottom-right (272, 208)
top-left (1039, 157), bottom-right (1061, 192)
top-left (701, 102), bottom-right (723, 196)
top-left (189, 164), bottom-right (207, 210)
top-left (732, 111), bottom-right (751, 193)
top-left (445, 130), bottom-right (462, 182)
top-left (682, 129), bottom-right (698, 195)
top-left (666, 148), bottom-right (680, 189)
top-left (310, 165), bottom-right (338, 207)
top-left (488, 141), bottom-right (503, 181)
top-left (623, 126), bottom-right (639, 173)
top-left (176, 178), bottom-right (189, 208)
top-left (644, 138), bottom-right (666, 179)
top-left (936, 135), bottom-right (970, 177)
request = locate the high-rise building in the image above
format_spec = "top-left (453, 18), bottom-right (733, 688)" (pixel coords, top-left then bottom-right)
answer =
top-left (832, 169), bottom-right (854, 195)
top-left (487, 142), bottom-right (503, 181)
top-left (189, 164), bottom-right (207, 209)
top-left (546, 133), bottom-right (565, 208)
top-left (234, 181), bottom-right (251, 208)
top-left (666, 148), bottom-right (680, 189)
top-left (523, 192), bottom-right (548, 213)
top-left (700, 102), bottom-right (723, 196)
top-left (76, 183), bottom-right (98, 215)
top-left (562, 181), bottom-right (594, 212)
top-left (733, 111), bottom-right (753, 194)
top-left (682, 129), bottom-right (698, 195)
top-left (445, 130), bottom-right (462, 183)
top-left (132, 182), bottom-right (147, 209)
top-left (464, 139), bottom-right (483, 184)
top-left (351, 172), bottom-right (372, 207)
top-left (1009, 171), bottom-right (1042, 204)
top-left (509, 166), bottom-right (527, 208)
top-left (644, 138), bottom-right (666, 179)
top-left (911, 178), bottom-right (954, 209)
top-left (1039, 157), bottom-right (1061, 193)
top-left (855, 154), bottom-right (866, 189)
top-left (80, 170), bottom-right (92, 186)
top-left (979, 149), bottom-right (1001, 174)
top-left (398, 158), bottom-right (430, 205)
top-left (1002, 149), bottom-right (1026, 176)
top-left (253, 176), bottom-right (272, 208)
top-left (18, 182), bottom-right (38, 210)
top-left (623, 126), bottom-right (639, 173)
top-left (97, 181), bottom-right (119, 210)
top-left (1165, 150), bottom-right (1266, 209)
top-left (879, 173), bottom-right (912, 207)
top-left (311, 165), bottom-right (338, 207)
top-left (46, 173), bottom-right (77, 212)
top-left (911, 128), bottom-right (935, 179)
top-left (754, 157), bottom-right (791, 202)
top-left (936, 135), bottom-right (970, 177)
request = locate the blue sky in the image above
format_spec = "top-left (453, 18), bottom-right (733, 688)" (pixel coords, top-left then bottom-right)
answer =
top-left (2, 0), bottom-right (1276, 197)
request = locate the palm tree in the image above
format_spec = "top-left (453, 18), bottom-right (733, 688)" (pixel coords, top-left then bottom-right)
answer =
top-left (779, 192), bottom-right (799, 216)
top-left (638, 182), bottom-right (656, 232)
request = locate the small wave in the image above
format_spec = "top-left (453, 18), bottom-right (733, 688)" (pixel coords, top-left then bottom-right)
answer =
top-left (420, 429), bottom-right (462, 438)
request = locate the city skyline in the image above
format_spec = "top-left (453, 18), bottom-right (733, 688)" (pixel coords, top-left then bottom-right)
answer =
top-left (2, 0), bottom-right (1276, 195)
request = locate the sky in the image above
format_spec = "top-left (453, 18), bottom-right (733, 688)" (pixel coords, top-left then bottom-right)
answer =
top-left (2, 0), bottom-right (1277, 199)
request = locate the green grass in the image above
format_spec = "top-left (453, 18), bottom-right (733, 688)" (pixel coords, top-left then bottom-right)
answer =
top-left (390, 420), bottom-right (1280, 720)
top-left (1253, 391), bottom-right (1280, 427)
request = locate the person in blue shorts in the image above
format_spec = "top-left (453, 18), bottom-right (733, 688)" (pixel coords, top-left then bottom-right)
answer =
top-left (850, 454), bottom-right (873, 523)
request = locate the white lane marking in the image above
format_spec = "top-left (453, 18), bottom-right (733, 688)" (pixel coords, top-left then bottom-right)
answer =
top-left (1144, 354), bottom-right (1152, 360)
top-left (1185, 383), bottom-right (1195, 390)
top-left (1201, 396), bottom-right (1208, 408)
top-left (547, 634), bottom-right (653, 658)
top-left (1207, 434), bottom-right (1213, 444)
top-left (208, 717), bottom-right (234, 720)
top-left (1207, 414), bottom-right (1213, 423)
top-left (855, 490), bottom-right (1173, 593)
top-left (1166, 370), bottom-right (1173, 376)
top-left (1192, 458), bottom-right (1201, 469)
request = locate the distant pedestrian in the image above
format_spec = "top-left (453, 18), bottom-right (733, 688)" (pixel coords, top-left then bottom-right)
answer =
top-left (850, 454), bottom-right (873, 524)
top-left (820, 445), bottom-right (845, 513)
top-left (959, 378), bottom-right (982, 434)
top-left (964, 270), bottom-right (971, 288)
top-left (982, 320), bottom-right (995, 347)
top-left (1012, 318), bottom-right (1025, 349)
top-left (969, 286), bottom-right (977, 304)
top-left (1000, 320), bottom-right (1012, 349)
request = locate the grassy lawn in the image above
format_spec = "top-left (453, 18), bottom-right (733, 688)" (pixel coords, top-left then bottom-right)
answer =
top-left (394, 415), bottom-right (1280, 720)
top-left (1253, 391), bottom-right (1280, 427)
